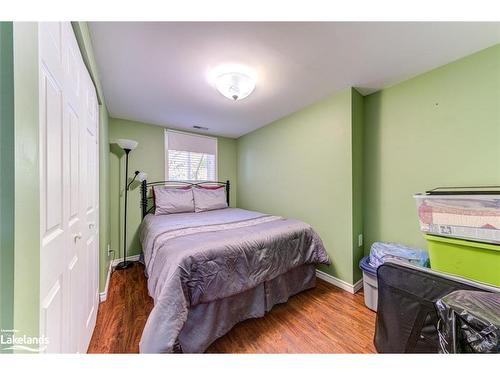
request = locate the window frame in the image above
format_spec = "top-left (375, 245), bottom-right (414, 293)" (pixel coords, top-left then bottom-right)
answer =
top-left (164, 129), bottom-right (218, 182)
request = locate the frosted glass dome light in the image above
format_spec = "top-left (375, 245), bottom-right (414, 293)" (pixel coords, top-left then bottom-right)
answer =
top-left (209, 64), bottom-right (256, 101)
top-left (215, 72), bottom-right (255, 101)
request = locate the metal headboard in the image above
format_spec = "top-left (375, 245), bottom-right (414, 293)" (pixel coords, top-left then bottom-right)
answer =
top-left (141, 180), bottom-right (230, 218)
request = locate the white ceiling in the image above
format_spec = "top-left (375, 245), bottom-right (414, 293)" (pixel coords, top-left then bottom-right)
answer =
top-left (89, 22), bottom-right (500, 138)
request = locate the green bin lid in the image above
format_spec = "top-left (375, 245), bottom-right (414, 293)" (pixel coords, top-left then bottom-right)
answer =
top-left (424, 234), bottom-right (500, 252)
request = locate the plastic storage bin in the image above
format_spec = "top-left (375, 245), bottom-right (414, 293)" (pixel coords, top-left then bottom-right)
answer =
top-left (425, 234), bottom-right (500, 286)
top-left (359, 256), bottom-right (378, 311)
top-left (414, 192), bottom-right (500, 244)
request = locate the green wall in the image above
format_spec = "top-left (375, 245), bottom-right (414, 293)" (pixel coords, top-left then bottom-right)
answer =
top-left (109, 118), bottom-right (238, 259)
top-left (0, 22), bottom-right (15, 345)
top-left (72, 22), bottom-right (105, 101)
top-left (73, 22), bottom-right (111, 292)
top-left (237, 88), bottom-right (363, 284)
top-left (12, 22), bottom-right (40, 348)
top-left (98, 106), bottom-right (110, 290)
top-left (364, 44), bottom-right (500, 252)
top-left (351, 89), bottom-right (364, 282)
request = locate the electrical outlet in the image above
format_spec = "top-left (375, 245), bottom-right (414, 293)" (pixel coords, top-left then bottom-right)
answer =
top-left (358, 234), bottom-right (363, 247)
top-left (107, 244), bottom-right (113, 256)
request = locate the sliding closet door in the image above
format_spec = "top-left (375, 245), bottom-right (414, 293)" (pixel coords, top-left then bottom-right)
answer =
top-left (39, 22), bottom-right (67, 354)
top-left (81, 65), bottom-right (99, 351)
top-left (39, 22), bottom-right (99, 354)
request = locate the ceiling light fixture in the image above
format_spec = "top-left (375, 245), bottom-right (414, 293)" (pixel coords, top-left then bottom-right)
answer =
top-left (208, 64), bottom-right (256, 102)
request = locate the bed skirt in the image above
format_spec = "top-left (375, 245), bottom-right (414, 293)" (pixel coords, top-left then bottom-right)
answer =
top-left (176, 264), bottom-right (317, 353)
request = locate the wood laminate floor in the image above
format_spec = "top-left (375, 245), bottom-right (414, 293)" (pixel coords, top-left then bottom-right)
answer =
top-left (88, 262), bottom-right (376, 353)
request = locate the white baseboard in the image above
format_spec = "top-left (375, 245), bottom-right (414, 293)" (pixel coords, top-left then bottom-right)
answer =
top-left (352, 278), bottom-right (363, 293)
top-left (316, 269), bottom-right (363, 294)
top-left (99, 260), bottom-right (113, 302)
top-left (99, 254), bottom-right (142, 302)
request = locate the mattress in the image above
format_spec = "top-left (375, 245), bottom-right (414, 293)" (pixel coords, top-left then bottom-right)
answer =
top-left (138, 208), bottom-right (330, 353)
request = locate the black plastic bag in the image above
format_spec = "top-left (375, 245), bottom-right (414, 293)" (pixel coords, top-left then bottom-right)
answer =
top-left (436, 290), bottom-right (500, 353)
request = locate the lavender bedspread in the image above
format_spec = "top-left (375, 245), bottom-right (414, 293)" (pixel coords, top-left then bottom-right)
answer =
top-left (138, 208), bottom-right (330, 353)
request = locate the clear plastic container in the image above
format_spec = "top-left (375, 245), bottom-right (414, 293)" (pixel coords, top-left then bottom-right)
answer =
top-left (414, 193), bottom-right (500, 244)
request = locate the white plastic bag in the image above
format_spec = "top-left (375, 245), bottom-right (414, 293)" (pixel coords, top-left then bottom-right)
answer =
top-left (369, 242), bottom-right (429, 268)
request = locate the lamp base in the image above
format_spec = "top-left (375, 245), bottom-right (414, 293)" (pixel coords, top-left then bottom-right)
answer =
top-left (115, 260), bottom-right (134, 270)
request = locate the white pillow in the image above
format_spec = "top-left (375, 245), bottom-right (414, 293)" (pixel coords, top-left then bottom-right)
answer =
top-left (154, 186), bottom-right (194, 215)
top-left (192, 187), bottom-right (228, 212)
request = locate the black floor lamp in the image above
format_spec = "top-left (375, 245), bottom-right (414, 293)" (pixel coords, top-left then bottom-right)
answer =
top-left (115, 138), bottom-right (146, 270)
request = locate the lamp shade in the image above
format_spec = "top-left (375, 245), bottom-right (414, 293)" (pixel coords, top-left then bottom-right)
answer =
top-left (116, 138), bottom-right (138, 150)
top-left (137, 172), bottom-right (148, 182)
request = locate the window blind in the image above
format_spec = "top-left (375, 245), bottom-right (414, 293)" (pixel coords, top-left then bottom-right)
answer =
top-left (165, 130), bottom-right (217, 181)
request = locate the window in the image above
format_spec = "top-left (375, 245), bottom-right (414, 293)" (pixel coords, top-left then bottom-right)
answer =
top-left (165, 130), bottom-right (217, 181)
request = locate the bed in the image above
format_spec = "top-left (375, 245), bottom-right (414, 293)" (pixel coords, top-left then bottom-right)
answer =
top-left (138, 180), bottom-right (330, 353)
